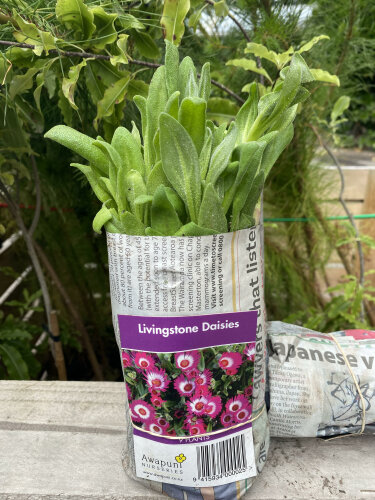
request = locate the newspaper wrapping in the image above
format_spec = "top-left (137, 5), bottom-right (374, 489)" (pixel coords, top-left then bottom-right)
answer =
top-left (267, 321), bottom-right (375, 437)
top-left (107, 226), bottom-right (268, 499)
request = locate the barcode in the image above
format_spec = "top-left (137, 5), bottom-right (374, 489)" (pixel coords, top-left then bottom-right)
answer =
top-left (196, 434), bottom-right (247, 479)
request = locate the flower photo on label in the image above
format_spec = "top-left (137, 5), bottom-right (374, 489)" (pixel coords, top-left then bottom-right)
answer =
top-left (121, 343), bottom-right (255, 436)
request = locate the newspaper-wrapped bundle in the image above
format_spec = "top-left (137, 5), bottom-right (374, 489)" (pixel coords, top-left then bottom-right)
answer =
top-left (107, 226), bottom-right (268, 499)
top-left (267, 321), bottom-right (375, 437)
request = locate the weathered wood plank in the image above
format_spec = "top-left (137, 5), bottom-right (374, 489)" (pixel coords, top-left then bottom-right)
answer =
top-left (0, 381), bottom-right (374, 500)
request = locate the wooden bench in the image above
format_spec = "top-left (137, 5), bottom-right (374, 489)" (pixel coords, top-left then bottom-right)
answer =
top-left (0, 380), bottom-right (374, 499)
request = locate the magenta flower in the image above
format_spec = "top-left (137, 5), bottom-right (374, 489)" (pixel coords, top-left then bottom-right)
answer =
top-left (145, 420), bottom-right (164, 435)
top-left (121, 351), bottom-right (131, 368)
top-left (151, 395), bottom-right (165, 408)
top-left (220, 411), bottom-right (234, 428)
top-left (195, 369), bottom-right (212, 386)
top-left (225, 368), bottom-right (239, 375)
top-left (183, 413), bottom-right (199, 428)
top-left (175, 351), bottom-right (201, 372)
top-left (134, 352), bottom-right (155, 370)
top-left (244, 344), bottom-right (256, 362)
top-left (144, 368), bottom-right (170, 392)
top-left (125, 383), bottom-right (132, 401)
top-left (234, 406), bottom-right (252, 423)
top-left (189, 420), bottom-right (206, 436)
top-left (186, 368), bottom-right (199, 379)
top-left (244, 385), bottom-right (253, 398)
top-left (218, 352), bottom-right (242, 372)
top-left (204, 395), bottom-right (222, 419)
top-left (194, 384), bottom-right (210, 397)
top-left (187, 394), bottom-right (208, 416)
top-left (226, 395), bottom-right (249, 414)
top-left (130, 400), bottom-right (155, 423)
top-left (166, 428), bottom-right (177, 437)
top-left (156, 417), bottom-right (170, 429)
top-left (174, 374), bottom-right (196, 397)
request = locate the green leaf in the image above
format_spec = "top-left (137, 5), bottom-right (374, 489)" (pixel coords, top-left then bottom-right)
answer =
top-left (226, 58), bottom-right (272, 83)
top-left (62, 60), bottom-right (86, 110)
top-left (93, 204), bottom-right (112, 233)
top-left (238, 171), bottom-right (265, 228)
top-left (198, 62), bottom-right (210, 102)
top-left (198, 183), bottom-right (227, 233)
top-left (159, 113), bottom-right (201, 222)
top-left (110, 34), bottom-right (129, 66)
top-left (165, 91), bottom-right (181, 120)
top-left (309, 69), bottom-right (340, 86)
top-left (90, 6), bottom-right (118, 49)
top-left (207, 97), bottom-right (239, 125)
top-left (0, 344), bottom-right (29, 379)
top-left (199, 128), bottom-right (212, 180)
top-left (94, 75), bottom-right (130, 126)
top-left (120, 211), bottom-right (146, 235)
top-left (206, 125), bottom-right (237, 185)
top-left (45, 125), bottom-right (109, 175)
top-left (57, 88), bottom-right (73, 126)
top-left (146, 161), bottom-right (172, 195)
top-left (56, 0), bottom-right (96, 40)
top-left (297, 35), bottom-right (329, 54)
top-left (331, 96), bottom-right (350, 123)
top-left (151, 185), bottom-right (182, 235)
top-left (235, 82), bottom-right (259, 145)
top-left (178, 56), bottom-right (198, 100)
top-left (127, 79), bottom-right (149, 99)
top-left (125, 170), bottom-right (147, 220)
top-left (12, 10), bottom-right (56, 56)
top-left (71, 163), bottom-right (112, 203)
top-left (119, 14), bottom-right (145, 31)
top-left (213, 0), bottom-right (229, 17)
top-left (178, 97), bottom-right (206, 154)
top-left (174, 222), bottom-right (218, 236)
top-left (261, 125), bottom-right (294, 179)
top-left (188, 4), bottom-right (207, 31)
top-left (145, 66), bottom-right (168, 169)
top-left (132, 31), bottom-right (160, 59)
top-left (111, 126), bottom-right (145, 177)
top-left (165, 40), bottom-right (179, 97)
top-left (161, 0), bottom-right (190, 46)
top-left (244, 43), bottom-right (294, 69)
top-left (9, 67), bottom-right (39, 100)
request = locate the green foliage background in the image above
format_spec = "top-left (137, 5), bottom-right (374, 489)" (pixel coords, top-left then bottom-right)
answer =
top-left (0, 0), bottom-right (374, 380)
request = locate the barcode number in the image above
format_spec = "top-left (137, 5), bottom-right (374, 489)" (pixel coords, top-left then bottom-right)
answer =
top-left (196, 434), bottom-right (247, 481)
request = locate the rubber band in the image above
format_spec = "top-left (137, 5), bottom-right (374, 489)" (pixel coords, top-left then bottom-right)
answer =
top-left (325, 333), bottom-right (366, 440)
top-left (131, 403), bottom-right (266, 441)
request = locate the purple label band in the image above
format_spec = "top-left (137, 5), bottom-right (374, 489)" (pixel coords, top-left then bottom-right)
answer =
top-left (118, 310), bottom-right (258, 352)
top-left (132, 421), bottom-right (253, 445)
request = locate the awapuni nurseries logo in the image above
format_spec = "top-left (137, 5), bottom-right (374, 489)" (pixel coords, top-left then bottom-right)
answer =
top-left (122, 344), bottom-right (255, 437)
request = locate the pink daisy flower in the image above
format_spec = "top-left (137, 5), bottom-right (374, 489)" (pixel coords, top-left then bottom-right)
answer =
top-left (130, 400), bottom-right (155, 422)
top-left (186, 368), bottom-right (199, 379)
top-left (204, 395), bottom-right (222, 419)
top-left (244, 385), bottom-right (253, 398)
top-left (195, 385), bottom-right (210, 397)
top-left (121, 351), bottom-right (131, 368)
top-left (174, 374), bottom-right (196, 397)
top-left (189, 421), bottom-right (206, 436)
top-left (134, 352), bottom-right (155, 370)
top-left (166, 428), bottom-right (177, 437)
top-left (187, 394), bottom-right (208, 416)
top-left (244, 344), bottom-right (256, 362)
top-left (151, 395), bottom-right (165, 408)
top-left (218, 352), bottom-right (242, 372)
top-left (195, 369), bottom-right (212, 386)
top-left (234, 406), bottom-right (252, 423)
top-left (226, 395), bottom-right (249, 414)
top-left (144, 368), bottom-right (170, 392)
top-left (156, 417), bottom-right (170, 429)
top-left (225, 368), bottom-right (239, 375)
top-left (175, 351), bottom-right (201, 372)
top-left (125, 383), bottom-right (132, 401)
top-left (145, 421), bottom-right (164, 435)
top-left (220, 411), bottom-right (235, 428)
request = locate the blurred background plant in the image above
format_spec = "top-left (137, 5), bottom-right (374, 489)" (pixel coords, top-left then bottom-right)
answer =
top-left (0, 0), bottom-right (374, 380)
